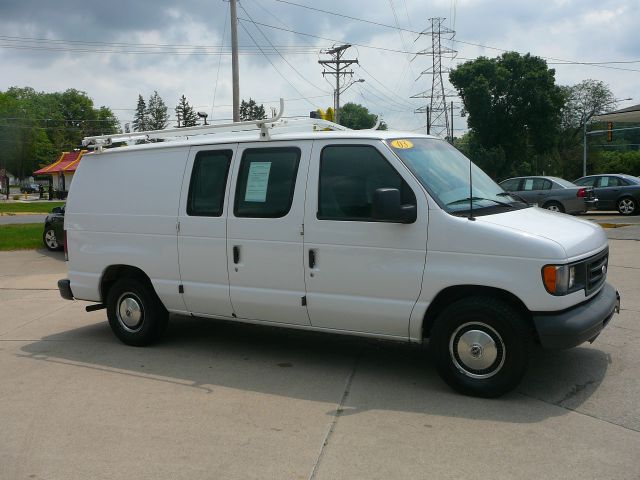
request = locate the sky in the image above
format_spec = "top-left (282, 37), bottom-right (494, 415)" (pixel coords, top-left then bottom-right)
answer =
top-left (0, 0), bottom-right (638, 135)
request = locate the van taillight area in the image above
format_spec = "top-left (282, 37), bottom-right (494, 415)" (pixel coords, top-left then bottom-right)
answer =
top-left (63, 230), bottom-right (68, 261)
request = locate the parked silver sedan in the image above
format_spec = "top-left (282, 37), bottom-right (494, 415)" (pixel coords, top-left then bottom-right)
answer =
top-left (499, 176), bottom-right (597, 214)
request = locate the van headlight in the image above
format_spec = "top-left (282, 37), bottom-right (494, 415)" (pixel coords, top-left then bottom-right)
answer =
top-left (542, 264), bottom-right (584, 295)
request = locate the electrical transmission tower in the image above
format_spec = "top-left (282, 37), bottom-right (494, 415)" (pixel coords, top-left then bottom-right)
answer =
top-left (318, 45), bottom-right (358, 124)
top-left (412, 18), bottom-right (456, 138)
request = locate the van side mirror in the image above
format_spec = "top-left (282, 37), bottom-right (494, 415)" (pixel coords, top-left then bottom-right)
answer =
top-left (372, 188), bottom-right (416, 223)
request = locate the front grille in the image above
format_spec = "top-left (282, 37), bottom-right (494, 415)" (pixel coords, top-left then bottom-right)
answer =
top-left (585, 248), bottom-right (608, 295)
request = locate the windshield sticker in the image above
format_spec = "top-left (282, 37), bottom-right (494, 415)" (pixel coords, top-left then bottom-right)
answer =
top-left (245, 162), bottom-right (271, 202)
top-left (390, 139), bottom-right (414, 149)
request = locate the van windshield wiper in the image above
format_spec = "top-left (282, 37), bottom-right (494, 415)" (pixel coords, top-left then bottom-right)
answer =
top-left (446, 196), bottom-right (515, 208)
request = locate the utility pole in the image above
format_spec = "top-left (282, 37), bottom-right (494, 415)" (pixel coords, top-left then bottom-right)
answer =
top-left (230, 0), bottom-right (240, 122)
top-left (319, 45), bottom-right (358, 124)
top-left (412, 18), bottom-right (456, 139)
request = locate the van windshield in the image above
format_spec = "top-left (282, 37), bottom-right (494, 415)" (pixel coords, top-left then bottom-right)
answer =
top-left (387, 138), bottom-right (529, 216)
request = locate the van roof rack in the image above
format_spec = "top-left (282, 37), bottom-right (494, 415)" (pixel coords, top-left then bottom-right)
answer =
top-left (82, 98), bottom-right (371, 152)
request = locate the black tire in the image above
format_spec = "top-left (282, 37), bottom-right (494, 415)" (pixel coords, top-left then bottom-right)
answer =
top-left (543, 201), bottom-right (564, 213)
top-left (430, 297), bottom-right (531, 398)
top-left (106, 277), bottom-right (169, 346)
top-left (617, 197), bottom-right (636, 216)
top-left (42, 227), bottom-right (61, 251)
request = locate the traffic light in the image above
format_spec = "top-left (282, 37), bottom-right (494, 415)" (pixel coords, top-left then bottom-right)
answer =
top-left (607, 122), bottom-right (614, 142)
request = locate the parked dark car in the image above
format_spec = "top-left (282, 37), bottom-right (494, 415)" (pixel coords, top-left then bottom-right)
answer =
top-left (574, 174), bottom-right (640, 215)
top-left (499, 176), bottom-right (597, 214)
top-left (43, 205), bottom-right (65, 251)
top-left (20, 183), bottom-right (40, 194)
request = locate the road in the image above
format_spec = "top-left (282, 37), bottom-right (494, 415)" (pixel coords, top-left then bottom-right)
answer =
top-left (0, 214), bottom-right (46, 225)
top-left (0, 244), bottom-right (639, 480)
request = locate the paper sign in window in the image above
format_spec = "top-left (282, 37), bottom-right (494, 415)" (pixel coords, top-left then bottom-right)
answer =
top-left (245, 162), bottom-right (271, 202)
top-left (601, 177), bottom-right (609, 187)
top-left (524, 178), bottom-right (534, 190)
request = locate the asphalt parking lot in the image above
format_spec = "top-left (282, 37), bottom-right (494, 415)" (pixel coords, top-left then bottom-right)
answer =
top-left (1, 232), bottom-right (639, 479)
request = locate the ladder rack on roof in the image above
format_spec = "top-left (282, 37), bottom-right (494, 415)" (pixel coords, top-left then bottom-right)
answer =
top-left (82, 98), bottom-right (363, 152)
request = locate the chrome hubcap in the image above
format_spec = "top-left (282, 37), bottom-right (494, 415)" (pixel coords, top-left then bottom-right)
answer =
top-left (547, 205), bottom-right (560, 212)
top-left (117, 293), bottom-right (144, 332)
top-left (450, 322), bottom-right (505, 379)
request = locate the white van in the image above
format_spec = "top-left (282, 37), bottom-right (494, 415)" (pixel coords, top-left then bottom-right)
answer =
top-left (58, 110), bottom-right (620, 397)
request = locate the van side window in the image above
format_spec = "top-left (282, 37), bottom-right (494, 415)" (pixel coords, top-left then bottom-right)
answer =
top-left (234, 147), bottom-right (300, 218)
top-left (318, 145), bottom-right (416, 221)
top-left (187, 150), bottom-right (233, 216)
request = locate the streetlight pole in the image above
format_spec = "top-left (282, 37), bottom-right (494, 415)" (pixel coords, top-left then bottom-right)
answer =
top-left (583, 121), bottom-right (587, 177)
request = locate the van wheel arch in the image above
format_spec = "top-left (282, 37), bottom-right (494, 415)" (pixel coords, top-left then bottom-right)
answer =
top-left (100, 265), bottom-right (155, 304)
top-left (422, 285), bottom-right (533, 340)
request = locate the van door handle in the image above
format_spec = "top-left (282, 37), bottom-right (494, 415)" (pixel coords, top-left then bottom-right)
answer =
top-left (308, 249), bottom-right (316, 269)
top-left (233, 245), bottom-right (240, 264)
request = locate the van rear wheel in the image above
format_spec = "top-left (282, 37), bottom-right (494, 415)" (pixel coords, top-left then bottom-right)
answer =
top-left (106, 278), bottom-right (168, 346)
top-left (430, 297), bottom-right (530, 398)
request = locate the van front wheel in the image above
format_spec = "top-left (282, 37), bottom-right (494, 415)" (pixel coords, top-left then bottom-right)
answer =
top-left (430, 297), bottom-right (530, 398)
top-left (106, 278), bottom-right (168, 346)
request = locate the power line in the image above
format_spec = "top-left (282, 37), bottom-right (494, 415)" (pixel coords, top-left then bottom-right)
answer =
top-left (357, 64), bottom-right (416, 109)
top-left (238, 3), bottom-right (331, 95)
top-left (210, 4), bottom-right (229, 118)
top-left (0, 43), bottom-right (320, 56)
top-left (272, 0), bottom-right (422, 34)
top-left (263, 3), bottom-right (640, 73)
top-left (236, 18), bottom-right (417, 54)
top-left (0, 34), bottom-right (319, 52)
top-left (3, 30), bottom-right (639, 72)
top-left (237, 20), bottom-right (316, 108)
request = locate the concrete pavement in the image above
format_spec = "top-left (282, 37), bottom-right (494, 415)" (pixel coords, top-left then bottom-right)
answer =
top-left (0, 247), bottom-right (639, 480)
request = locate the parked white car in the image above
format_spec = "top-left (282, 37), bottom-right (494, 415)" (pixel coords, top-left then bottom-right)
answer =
top-left (57, 111), bottom-right (620, 397)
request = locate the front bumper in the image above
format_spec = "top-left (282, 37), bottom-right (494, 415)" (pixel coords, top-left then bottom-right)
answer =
top-left (58, 278), bottom-right (74, 300)
top-left (532, 282), bottom-right (619, 349)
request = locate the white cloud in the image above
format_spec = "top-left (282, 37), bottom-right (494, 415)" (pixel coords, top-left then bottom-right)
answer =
top-left (1, 0), bottom-right (638, 135)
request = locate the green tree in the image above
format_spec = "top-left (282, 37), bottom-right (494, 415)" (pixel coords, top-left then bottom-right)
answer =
top-left (174, 94), bottom-right (198, 127)
top-left (338, 102), bottom-right (387, 130)
top-left (132, 94), bottom-right (148, 132)
top-left (449, 52), bottom-right (564, 179)
top-left (555, 80), bottom-right (618, 179)
top-left (0, 87), bottom-right (118, 179)
top-left (561, 79), bottom-right (617, 132)
top-left (239, 98), bottom-right (266, 121)
top-left (147, 91), bottom-right (169, 130)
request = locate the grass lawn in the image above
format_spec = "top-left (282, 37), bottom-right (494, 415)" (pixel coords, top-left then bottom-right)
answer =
top-left (0, 201), bottom-right (64, 214)
top-left (0, 223), bottom-right (43, 250)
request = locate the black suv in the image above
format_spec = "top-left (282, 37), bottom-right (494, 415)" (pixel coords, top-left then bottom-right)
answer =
top-left (43, 205), bottom-right (65, 251)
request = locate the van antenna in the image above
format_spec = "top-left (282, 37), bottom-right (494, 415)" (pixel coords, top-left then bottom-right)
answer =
top-left (468, 158), bottom-right (475, 221)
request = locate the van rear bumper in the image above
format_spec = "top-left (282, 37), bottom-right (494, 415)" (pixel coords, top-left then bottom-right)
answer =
top-left (532, 283), bottom-right (619, 349)
top-left (58, 278), bottom-right (74, 300)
